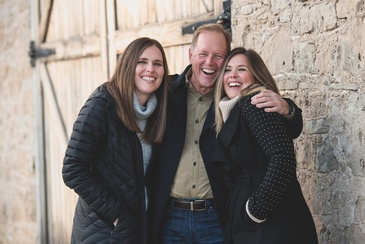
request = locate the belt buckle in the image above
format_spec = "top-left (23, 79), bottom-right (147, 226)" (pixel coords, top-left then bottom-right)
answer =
top-left (193, 199), bottom-right (207, 211)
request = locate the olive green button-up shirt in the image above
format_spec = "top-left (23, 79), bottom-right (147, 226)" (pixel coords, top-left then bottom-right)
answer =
top-left (170, 71), bottom-right (214, 200)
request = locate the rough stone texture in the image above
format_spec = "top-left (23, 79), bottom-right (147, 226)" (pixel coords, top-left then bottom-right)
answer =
top-left (0, 0), bottom-right (364, 243)
top-left (233, 0), bottom-right (365, 243)
top-left (0, 0), bottom-right (38, 243)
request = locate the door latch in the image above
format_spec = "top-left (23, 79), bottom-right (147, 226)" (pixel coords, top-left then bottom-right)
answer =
top-left (28, 41), bottom-right (56, 67)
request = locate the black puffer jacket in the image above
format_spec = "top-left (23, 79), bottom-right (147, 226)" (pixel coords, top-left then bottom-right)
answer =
top-left (62, 83), bottom-right (147, 244)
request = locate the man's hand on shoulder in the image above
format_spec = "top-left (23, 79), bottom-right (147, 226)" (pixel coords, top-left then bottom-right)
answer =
top-left (250, 89), bottom-right (290, 116)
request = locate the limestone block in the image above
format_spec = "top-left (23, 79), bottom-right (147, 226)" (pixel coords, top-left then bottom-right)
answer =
top-left (303, 118), bottom-right (331, 134)
top-left (261, 28), bottom-right (294, 74)
top-left (270, 0), bottom-right (293, 14)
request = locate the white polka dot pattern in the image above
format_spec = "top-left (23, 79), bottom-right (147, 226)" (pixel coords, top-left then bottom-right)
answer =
top-left (239, 94), bottom-right (297, 221)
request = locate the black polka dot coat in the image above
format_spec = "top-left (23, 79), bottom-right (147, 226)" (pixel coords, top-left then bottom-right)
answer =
top-left (213, 93), bottom-right (318, 244)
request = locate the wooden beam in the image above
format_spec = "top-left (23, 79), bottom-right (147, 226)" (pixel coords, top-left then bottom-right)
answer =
top-left (39, 34), bottom-right (101, 62)
top-left (99, 0), bottom-right (109, 80)
top-left (30, 0), bottom-right (48, 241)
top-left (214, 0), bottom-right (223, 16)
top-left (114, 12), bottom-right (215, 53)
top-left (39, 63), bottom-right (69, 145)
top-left (38, 11), bottom-right (217, 62)
top-left (39, 0), bottom-right (53, 42)
top-left (106, 0), bottom-right (117, 79)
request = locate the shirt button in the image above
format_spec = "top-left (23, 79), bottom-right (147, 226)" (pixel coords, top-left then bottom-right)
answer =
top-left (194, 140), bottom-right (198, 144)
top-left (199, 98), bottom-right (202, 101)
top-left (195, 119), bottom-right (199, 123)
top-left (193, 162), bottom-right (197, 166)
top-left (192, 185), bottom-right (196, 189)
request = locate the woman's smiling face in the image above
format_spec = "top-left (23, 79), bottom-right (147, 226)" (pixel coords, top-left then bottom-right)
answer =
top-left (223, 54), bottom-right (255, 99)
top-left (134, 45), bottom-right (164, 105)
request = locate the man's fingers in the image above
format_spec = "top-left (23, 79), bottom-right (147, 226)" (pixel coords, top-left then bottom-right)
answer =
top-left (251, 92), bottom-right (276, 104)
top-left (264, 107), bottom-right (277, 113)
top-left (254, 101), bottom-right (271, 108)
top-left (251, 95), bottom-right (268, 105)
top-left (251, 89), bottom-right (289, 115)
top-left (254, 103), bottom-right (269, 108)
top-left (254, 101), bottom-right (282, 112)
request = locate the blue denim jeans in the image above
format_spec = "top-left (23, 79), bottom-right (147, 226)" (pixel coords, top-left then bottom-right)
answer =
top-left (160, 199), bottom-right (224, 244)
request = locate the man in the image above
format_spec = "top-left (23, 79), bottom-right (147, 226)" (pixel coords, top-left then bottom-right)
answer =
top-left (146, 23), bottom-right (302, 244)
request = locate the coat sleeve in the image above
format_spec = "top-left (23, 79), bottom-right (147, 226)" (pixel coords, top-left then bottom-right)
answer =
top-left (62, 95), bottom-right (122, 223)
top-left (241, 96), bottom-right (297, 222)
top-left (283, 98), bottom-right (303, 139)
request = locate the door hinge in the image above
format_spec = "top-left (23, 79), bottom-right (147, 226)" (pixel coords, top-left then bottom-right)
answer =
top-left (28, 41), bottom-right (56, 67)
top-left (182, 0), bottom-right (231, 35)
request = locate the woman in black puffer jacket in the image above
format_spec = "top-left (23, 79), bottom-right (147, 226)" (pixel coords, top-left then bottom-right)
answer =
top-left (62, 37), bottom-right (170, 244)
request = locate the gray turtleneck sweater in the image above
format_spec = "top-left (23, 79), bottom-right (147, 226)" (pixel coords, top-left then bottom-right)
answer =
top-left (133, 92), bottom-right (157, 209)
top-left (133, 92), bottom-right (157, 175)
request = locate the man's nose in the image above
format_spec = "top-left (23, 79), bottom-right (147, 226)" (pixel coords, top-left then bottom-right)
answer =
top-left (205, 54), bottom-right (214, 64)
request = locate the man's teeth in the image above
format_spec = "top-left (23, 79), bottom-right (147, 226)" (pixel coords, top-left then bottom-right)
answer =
top-left (202, 69), bottom-right (215, 74)
top-left (229, 82), bottom-right (241, 87)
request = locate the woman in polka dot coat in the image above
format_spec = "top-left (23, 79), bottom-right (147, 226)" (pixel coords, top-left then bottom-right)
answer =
top-left (212, 47), bottom-right (318, 244)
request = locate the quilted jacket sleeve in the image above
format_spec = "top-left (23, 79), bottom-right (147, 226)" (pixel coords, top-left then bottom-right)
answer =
top-left (62, 95), bottom-right (122, 223)
top-left (241, 94), bottom-right (297, 222)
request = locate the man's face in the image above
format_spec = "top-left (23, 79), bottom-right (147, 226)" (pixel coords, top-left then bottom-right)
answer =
top-left (188, 31), bottom-right (228, 94)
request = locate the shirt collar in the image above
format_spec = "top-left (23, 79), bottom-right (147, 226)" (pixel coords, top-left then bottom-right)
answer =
top-left (184, 68), bottom-right (214, 100)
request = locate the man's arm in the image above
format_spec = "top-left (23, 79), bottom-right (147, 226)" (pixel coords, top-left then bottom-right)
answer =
top-left (251, 89), bottom-right (303, 139)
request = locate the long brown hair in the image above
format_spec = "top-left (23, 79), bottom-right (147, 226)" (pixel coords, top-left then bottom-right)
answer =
top-left (214, 47), bottom-right (280, 133)
top-left (106, 37), bottom-right (170, 144)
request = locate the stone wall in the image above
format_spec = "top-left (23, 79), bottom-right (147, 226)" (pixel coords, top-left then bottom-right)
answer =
top-left (0, 0), bottom-right (38, 243)
top-left (0, 0), bottom-right (364, 243)
top-left (232, 0), bottom-right (365, 243)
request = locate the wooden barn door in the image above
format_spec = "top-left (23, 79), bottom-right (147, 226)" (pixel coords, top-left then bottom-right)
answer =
top-left (31, 1), bottom-right (109, 243)
top-left (31, 0), bottom-right (224, 243)
top-left (111, 0), bottom-right (224, 74)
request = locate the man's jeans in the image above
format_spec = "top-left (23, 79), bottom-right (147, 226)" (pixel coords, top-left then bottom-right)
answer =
top-left (160, 199), bottom-right (224, 244)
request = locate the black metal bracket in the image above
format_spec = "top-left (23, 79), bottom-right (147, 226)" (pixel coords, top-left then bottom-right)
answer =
top-left (182, 0), bottom-right (231, 35)
top-left (28, 41), bottom-right (56, 67)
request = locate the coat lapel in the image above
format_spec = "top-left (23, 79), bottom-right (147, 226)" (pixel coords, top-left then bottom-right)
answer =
top-left (218, 103), bottom-right (241, 148)
top-left (201, 101), bottom-right (215, 134)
